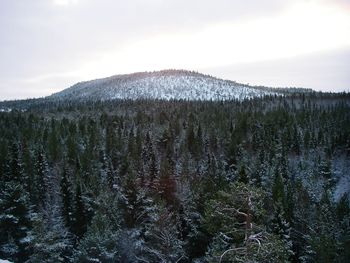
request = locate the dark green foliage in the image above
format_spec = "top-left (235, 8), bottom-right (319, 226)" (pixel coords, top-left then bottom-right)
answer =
top-left (140, 202), bottom-right (185, 263)
top-left (73, 212), bottom-right (120, 262)
top-left (0, 181), bottom-right (32, 262)
top-left (0, 93), bottom-right (349, 262)
top-left (337, 194), bottom-right (350, 221)
top-left (32, 148), bottom-right (49, 209)
top-left (60, 167), bottom-right (73, 231)
top-left (72, 184), bottom-right (88, 240)
top-left (28, 206), bottom-right (72, 262)
top-left (7, 143), bottom-right (24, 183)
top-left (203, 182), bottom-right (292, 262)
top-left (238, 164), bottom-right (249, 184)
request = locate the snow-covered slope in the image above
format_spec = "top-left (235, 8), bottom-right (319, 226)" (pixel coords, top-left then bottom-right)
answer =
top-left (50, 70), bottom-right (282, 101)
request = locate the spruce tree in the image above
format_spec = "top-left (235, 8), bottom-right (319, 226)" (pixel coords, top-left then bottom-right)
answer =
top-left (238, 165), bottom-right (249, 184)
top-left (32, 148), bottom-right (49, 209)
top-left (72, 184), bottom-right (87, 240)
top-left (60, 167), bottom-right (73, 231)
top-left (0, 148), bottom-right (33, 262)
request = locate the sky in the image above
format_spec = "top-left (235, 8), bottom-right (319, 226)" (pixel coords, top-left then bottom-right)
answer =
top-left (0, 0), bottom-right (350, 100)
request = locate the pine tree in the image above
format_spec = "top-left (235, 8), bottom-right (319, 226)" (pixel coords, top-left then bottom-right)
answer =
top-left (272, 173), bottom-right (285, 204)
top-left (28, 201), bottom-right (72, 262)
top-left (120, 170), bottom-right (138, 228)
top-left (319, 157), bottom-right (333, 189)
top-left (204, 182), bottom-right (291, 262)
top-left (336, 193), bottom-right (350, 221)
top-left (338, 217), bottom-right (350, 262)
top-left (73, 212), bottom-right (120, 262)
top-left (0, 181), bottom-right (33, 261)
top-left (105, 121), bottom-right (117, 156)
top-left (158, 157), bottom-right (177, 208)
top-left (148, 150), bottom-right (158, 190)
top-left (7, 143), bottom-right (24, 183)
top-left (66, 133), bottom-right (77, 165)
top-left (72, 184), bottom-right (88, 240)
top-left (186, 123), bottom-right (197, 155)
top-left (32, 148), bottom-right (49, 209)
top-left (48, 123), bottom-right (60, 162)
top-left (60, 167), bottom-right (73, 232)
top-left (308, 191), bottom-right (337, 262)
top-left (140, 202), bottom-right (185, 263)
top-left (271, 203), bottom-right (293, 258)
top-left (225, 133), bottom-right (238, 174)
top-left (238, 164), bottom-right (249, 184)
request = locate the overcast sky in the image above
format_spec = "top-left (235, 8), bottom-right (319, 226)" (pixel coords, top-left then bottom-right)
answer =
top-left (0, 0), bottom-right (350, 100)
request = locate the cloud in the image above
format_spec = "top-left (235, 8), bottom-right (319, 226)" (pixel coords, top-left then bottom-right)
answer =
top-left (203, 48), bottom-right (350, 92)
top-left (53, 0), bottom-right (79, 6)
top-left (327, 0), bottom-right (350, 9)
top-left (0, 0), bottom-right (349, 99)
top-left (69, 0), bottom-right (350, 80)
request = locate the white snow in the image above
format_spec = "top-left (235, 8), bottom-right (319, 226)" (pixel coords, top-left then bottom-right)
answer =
top-left (50, 70), bottom-right (279, 101)
top-left (333, 155), bottom-right (350, 201)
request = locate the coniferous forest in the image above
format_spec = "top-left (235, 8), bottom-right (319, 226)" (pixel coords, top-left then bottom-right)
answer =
top-left (1, 93), bottom-right (350, 262)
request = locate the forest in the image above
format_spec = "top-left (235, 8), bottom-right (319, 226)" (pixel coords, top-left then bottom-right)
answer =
top-left (0, 93), bottom-right (350, 262)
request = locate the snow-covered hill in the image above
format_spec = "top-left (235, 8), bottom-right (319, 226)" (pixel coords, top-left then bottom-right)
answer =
top-left (50, 70), bottom-right (285, 101)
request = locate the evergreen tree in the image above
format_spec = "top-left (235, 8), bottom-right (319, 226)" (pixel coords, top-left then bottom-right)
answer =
top-left (238, 164), bottom-right (249, 184)
top-left (0, 91), bottom-right (349, 262)
top-left (28, 204), bottom-right (72, 262)
top-left (60, 167), bottom-right (73, 231)
top-left (72, 184), bottom-right (88, 240)
top-left (204, 182), bottom-right (291, 262)
top-left (140, 202), bottom-right (185, 263)
top-left (0, 181), bottom-right (33, 262)
top-left (73, 212), bottom-right (120, 262)
top-left (186, 123), bottom-right (197, 155)
top-left (7, 143), bottom-right (24, 183)
top-left (158, 154), bottom-right (177, 208)
top-left (32, 148), bottom-right (49, 209)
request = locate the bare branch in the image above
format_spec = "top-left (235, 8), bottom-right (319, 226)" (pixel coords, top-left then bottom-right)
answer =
top-left (219, 247), bottom-right (246, 263)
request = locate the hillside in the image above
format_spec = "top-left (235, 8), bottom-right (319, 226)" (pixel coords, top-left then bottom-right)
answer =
top-left (50, 70), bottom-right (290, 101)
